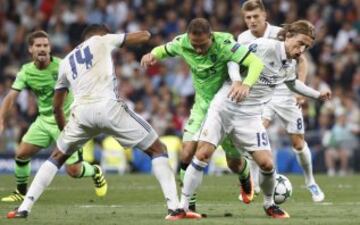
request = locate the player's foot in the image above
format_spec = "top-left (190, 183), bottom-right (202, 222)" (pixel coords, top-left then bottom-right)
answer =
top-left (165, 209), bottom-right (186, 220)
top-left (239, 174), bottom-right (254, 204)
top-left (186, 211), bottom-right (202, 219)
top-left (165, 209), bottom-right (202, 220)
top-left (1, 190), bottom-right (25, 202)
top-left (92, 165), bottom-right (107, 197)
top-left (308, 184), bottom-right (325, 202)
top-left (238, 185), bottom-right (260, 202)
top-left (264, 204), bottom-right (290, 219)
top-left (7, 208), bottom-right (28, 219)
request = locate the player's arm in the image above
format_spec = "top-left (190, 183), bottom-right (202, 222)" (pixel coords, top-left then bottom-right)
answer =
top-left (53, 64), bottom-right (70, 131)
top-left (295, 54), bottom-right (309, 106)
top-left (53, 89), bottom-right (68, 131)
top-left (227, 43), bottom-right (264, 102)
top-left (101, 31), bottom-right (150, 50)
top-left (285, 79), bottom-right (331, 101)
top-left (0, 89), bottom-right (20, 134)
top-left (122, 31), bottom-right (151, 46)
top-left (141, 35), bottom-right (182, 67)
top-left (227, 61), bottom-right (243, 102)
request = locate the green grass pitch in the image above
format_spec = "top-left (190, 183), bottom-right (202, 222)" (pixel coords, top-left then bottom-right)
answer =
top-left (1, 174), bottom-right (360, 225)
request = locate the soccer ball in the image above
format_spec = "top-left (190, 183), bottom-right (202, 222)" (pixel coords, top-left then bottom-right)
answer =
top-left (274, 174), bottom-right (292, 204)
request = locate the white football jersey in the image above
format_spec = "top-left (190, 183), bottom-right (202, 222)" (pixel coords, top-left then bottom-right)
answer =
top-left (237, 23), bottom-right (295, 98)
top-left (56, 34), bottom-right (125, 105)
top-left (237, 22), bottom-right (281, 44)
top-left (214, 38), bottom-right (296, 111)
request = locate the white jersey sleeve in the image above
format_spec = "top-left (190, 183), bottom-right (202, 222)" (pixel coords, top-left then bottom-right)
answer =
top-left (55, 62), bottom-right (70, 90)
top-left (100, 33), bottom-right (126, 50)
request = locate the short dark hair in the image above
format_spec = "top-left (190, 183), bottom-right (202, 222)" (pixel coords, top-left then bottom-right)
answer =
top-left (187, 18), bottom-right (212, 35)
top-left (242, 0), bottom-right (266, 12)
top-left (277, 20), bottom-right (316, 41)
top-left (81, 24), bottom-right (110, 40)
top-left (27, 30), bottom-right (49, 46)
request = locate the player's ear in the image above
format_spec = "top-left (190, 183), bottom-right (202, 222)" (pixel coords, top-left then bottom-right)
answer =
top-left (28, 46), bottom-right (33, 55)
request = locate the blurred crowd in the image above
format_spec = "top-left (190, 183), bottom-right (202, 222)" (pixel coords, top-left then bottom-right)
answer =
top-left (0, 0), bottom-right (359, 175)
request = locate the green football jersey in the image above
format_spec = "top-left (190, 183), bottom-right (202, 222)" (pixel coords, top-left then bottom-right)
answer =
top-left (12, 57), bottom-right (73, 123)
top-left (153, 32), bottom-right (250, 101)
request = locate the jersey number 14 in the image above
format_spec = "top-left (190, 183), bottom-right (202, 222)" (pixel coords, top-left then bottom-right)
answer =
top-left (69, 46), bottom-right (94, 79)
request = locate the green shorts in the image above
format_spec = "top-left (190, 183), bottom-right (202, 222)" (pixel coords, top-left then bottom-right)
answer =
top-left (22, 116), bottom-right (82, 165)
top-left (183, 97), bottom-right (241, 159)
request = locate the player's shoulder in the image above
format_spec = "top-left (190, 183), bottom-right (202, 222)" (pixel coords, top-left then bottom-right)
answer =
top-left (51, 56), bottom-right (62, 66)
top-left (213, 32), bottom-right (237, 49)
top-left (171, 33), bottom-right (188, 44)
top-left (19, 60), bottom-right (35, 72)
top-left (213, 32), bottom-right (235, 44)
top-left (249, 38), bottom-right (279, 53)
top-left (253, 37), bottom-right (278, 45)
top-left (267, 24), bottom-right (282, 39)
top-left (237, 30), bottom-right (255, 44)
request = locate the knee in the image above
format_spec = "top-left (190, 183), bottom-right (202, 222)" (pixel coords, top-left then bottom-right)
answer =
top-left (227, 159), bottom-right (242, 173)
top-left (145, 139), bottom-right (167, 158)
top-left (194, 142), bottom-right (215, 163)
top-left (15, 154), bottom-right (30, 161)
top-left (180, 148), bottom-right (195, 163)
top-left (257, 159), bottom-right (274, 172)
top-left (65, 164), bottom-right (82, 178)
top-left (292, 136), bottom-right (304, 151)
top-left (15, 150), bottom-right (31, 160)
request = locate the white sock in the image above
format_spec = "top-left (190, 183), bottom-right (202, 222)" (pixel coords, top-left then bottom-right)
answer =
top-left (179, 157), bottom-right (207, 210)
top-left (18, 160), bottom-right (59, 212)
top-left (152, 156), bottom-right (179, 211)
top-left (259, 169), bottom-right (275, 208)
top-left (249, 159), bottom-right (260, 190)
top-left (293, 142), bottom-right (315, 186)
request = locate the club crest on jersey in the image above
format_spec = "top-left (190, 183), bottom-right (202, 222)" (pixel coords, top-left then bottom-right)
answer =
top-left (210, 54), bottom-right (217, 63)
top-left (231, 43), bottom-right (241, 52)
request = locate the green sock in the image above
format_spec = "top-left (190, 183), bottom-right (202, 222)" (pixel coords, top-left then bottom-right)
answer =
top-left (15, 158), bottom-right (31, 195)
top-left (238, 158), bottom-right (250, 181)
top-left (77, 162), bottom-right (96, 178)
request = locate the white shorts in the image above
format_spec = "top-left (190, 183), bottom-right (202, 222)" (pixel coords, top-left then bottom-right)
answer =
top-left (262, 96), bottom-right (305, 134)
top-left (57, 99), bottom-right (158, 155)
top-left (199, 102), bottom-right (271, 154)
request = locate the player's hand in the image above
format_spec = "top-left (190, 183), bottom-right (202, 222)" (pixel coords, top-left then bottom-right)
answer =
top-left (295, 95), bottom-right (306, 108)
top-left (318, 90), bottom-right (331, 101)
top-left (140, 53), bottom-right (158, 68)
top-left (227, 81), bottom-right (250, 102)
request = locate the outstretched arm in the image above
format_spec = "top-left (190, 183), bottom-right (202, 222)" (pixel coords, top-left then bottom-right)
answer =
top-left (141, 44), bottom-right (169, 68)
top-left (0, 89), bottom-right (19, 134)
top-left (53, 89), bottom-right (68, 131)
top-left (123, 31), bottom-right (151, 46)
top-left (295, 54), bottom-right (309, 106)
top-left (285, 79), bottom-right (331, 101)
